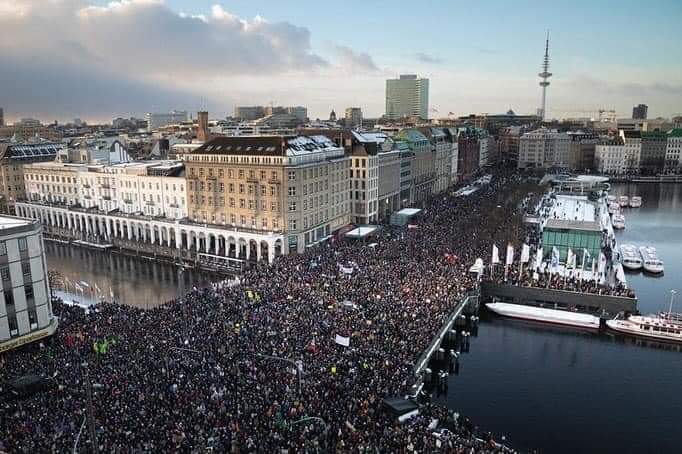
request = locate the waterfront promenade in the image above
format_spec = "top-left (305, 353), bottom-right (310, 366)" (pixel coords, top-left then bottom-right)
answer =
top-left (1, 169), bottom-right (527, 452)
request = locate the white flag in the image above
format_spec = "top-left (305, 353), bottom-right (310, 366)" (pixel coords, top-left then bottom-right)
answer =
top-left (335, 334), bottom-right (350, 347)
top-left (566, 249), bottom-right (575, 269)
top-left (521, 244), bottom-right (530, 263)
top-left (597, 252), bottom-right (606, 275)
top-left (535, 247), bottom-right (543, 267)
top-left (551, 247), bottom-right (560, 269)
top-left (492, 245), bottom-right (500, 264)
top-left (506, 244), bottom-right (514, 266)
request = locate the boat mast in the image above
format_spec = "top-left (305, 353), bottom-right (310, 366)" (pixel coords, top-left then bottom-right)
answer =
top-left (669, 289), bottom-right (677, 316)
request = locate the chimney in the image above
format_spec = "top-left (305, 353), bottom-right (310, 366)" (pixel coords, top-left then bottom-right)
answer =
top-left (197, 111), bottom-right (209, 142)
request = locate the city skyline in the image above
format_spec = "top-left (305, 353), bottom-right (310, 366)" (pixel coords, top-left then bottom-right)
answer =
top-left (1, 0), bottom-right (681, 123)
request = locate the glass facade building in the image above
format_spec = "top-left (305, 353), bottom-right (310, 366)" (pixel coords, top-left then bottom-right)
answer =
top-left (542, 220), bottom-right (603, 264)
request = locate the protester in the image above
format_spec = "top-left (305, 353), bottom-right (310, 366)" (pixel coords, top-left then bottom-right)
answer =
top-left (0, 169), bottom-right (525, 453)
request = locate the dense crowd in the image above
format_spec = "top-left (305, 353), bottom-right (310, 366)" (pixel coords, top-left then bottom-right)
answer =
top-left (1, 169), bottom-right (527, 453)
top-left (496, 264), bottom-right (635, 298)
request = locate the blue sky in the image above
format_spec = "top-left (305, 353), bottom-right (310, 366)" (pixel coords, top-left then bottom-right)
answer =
top-left (2, 0), bottom-right (681, 121)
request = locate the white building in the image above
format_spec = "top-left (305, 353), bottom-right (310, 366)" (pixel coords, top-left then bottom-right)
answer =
top-left (349, 131), bottom-right (382, 224)
top-left (0, 215), bottom-right (57, 352)
top-left (145, 110), bottom-right (189, 131)
top-left (385, 75), bottom-right (429, 120)
top-left (24, 161), bottom-right (188, 220)
top-left (595, 143), bottom-right (627, 174)
top-left (517, 128), bottom-right (571, 169)
top-left (665, 129), bottom-right (682, 173)
top-left (620, 130), bottom-right (642, 173)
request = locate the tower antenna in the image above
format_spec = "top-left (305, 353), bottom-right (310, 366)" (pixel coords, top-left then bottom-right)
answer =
top-left (538, 30), bottom-right (552, 121)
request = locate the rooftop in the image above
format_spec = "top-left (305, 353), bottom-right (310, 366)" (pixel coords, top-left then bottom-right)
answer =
top-left (193, 135), bottom-right (341, 157)
top-left (0, 215), bottom-right (31, 229)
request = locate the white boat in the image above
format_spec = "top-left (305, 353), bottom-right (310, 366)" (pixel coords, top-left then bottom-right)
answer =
top-left (620, 244), bottom-right (642, 270)
top-left (612, 213), bottom-right (625, 230)
top-left (486, 302), bottom-right (601, 330)
top-left (606, 291), bottom-right (681, 343)
top-left (629, 196), bottom-right (642, 208)
top-left (618, 195), bottom-right (630, 207)
top-left (607, 195), bottom-right (617, 203)
top-left (608, 202), bottom-right (620, 215)
top-left (639, 246), bottom-right (664, 274)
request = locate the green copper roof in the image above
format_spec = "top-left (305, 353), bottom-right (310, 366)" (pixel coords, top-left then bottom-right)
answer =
top-left (667, 128), bottom-right (682, 138)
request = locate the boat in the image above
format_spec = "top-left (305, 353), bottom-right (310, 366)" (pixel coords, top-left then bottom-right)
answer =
top-left (486, 302), bottom-right (601, 330)
top-left (639, 246), bottom-right (664, 274)
top-left (607, 195), bottom-right (617, 203)
top-left (618, 195), bottom-right (630, 207)
top-left (629, 196), bottom-right (642, 208)
top-left (620, 244), bottom-right (642, 270)
top-left (606, 291), bottom-right (681, 343)
top-left (608, 202), bottom-right (620, 215)
top-left (612, 213), bottom-right (625, 230)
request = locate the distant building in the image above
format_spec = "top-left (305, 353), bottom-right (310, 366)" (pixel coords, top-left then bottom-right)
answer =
top-left (0, 215), bottom-right (58, 353)
top-left (640, 130), bottom-right (667, 175)
top-left (395, 129), bottom-right (434, 204)
top-left (0, 142), bottom-right (62, 213)
top-left (145, 110), bottom-right (189, 131)
top-left (196, 111), bottom-right (209, 143)
top-left (17, 118), bottom-right (41, 127)
top-left (234, 106), bottom-right (266, 121)
top-left (665, 129), bottom-right (682, 174)
top-left (0, 108), bottom-right (4, 127)
top-left (385, 75), bottom-right (429, 120)
top-left (632, 104), bottom-right (648, 120)
top-left (517, 128), bottom-right (571, 170)
top-left (329, 109), bottom-right (337, 122)
top-left (457, 128), bottom-right (481, 181)
top-left (595, 140), bottom-right (626, 174)
top-left (345, 107), bottom-right (363, 129)
top-left (567, 132), bottom-right (599, 171)
top-left (286, 106), bottom-right (308, 122)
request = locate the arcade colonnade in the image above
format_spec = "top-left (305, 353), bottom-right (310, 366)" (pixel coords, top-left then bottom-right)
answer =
top-left (15, 203), bottom-right (285, 263)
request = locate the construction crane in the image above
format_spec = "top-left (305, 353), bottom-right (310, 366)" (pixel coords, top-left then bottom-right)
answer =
top-left (552, 108), bottom-right (617, 122)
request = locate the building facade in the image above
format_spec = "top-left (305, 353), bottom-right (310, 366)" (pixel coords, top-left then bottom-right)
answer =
top-left (385, 75), bottom-right (429, 120)
top-left (396, 129), bottom-right (434, 205)
top-left (345, 107), bottom-right (363, 129)
top-left (665, 129), bottom-right (682, 174)
top-left (0, 216), bottom-right (57, 353)
top-left (145, 111), bottom-right (189, 131)
top-left (640, 131), bottom-right (667, 175)
top-left (183, 135), bottom-right (351, 254)
top-left (632, 104), bottom-right (648, 120)
top-left (517, 128), bottom-right (570, 169)
top-left (595, 142), bottom-right (627, 174)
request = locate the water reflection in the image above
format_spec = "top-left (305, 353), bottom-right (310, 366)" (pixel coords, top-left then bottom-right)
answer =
top-left (45, 242), bottom-right (218, 308)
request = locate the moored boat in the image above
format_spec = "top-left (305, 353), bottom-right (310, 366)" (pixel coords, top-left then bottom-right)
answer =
top-left (486, 302), bottom-right (601, 330)
top-left (608, 202), bottom-right (620, 215)
top-left (629, 196), bottom-right (642, 208)
top-left (618, 195), bottom-right (630, 207)
top-left (607, 195), bottom-right (617, 203)
top-left (612, 213), bottom-right (625, 230)
top-left (620, 244), bottom-right (642, 270)
top-left (606, 291), bottom-right (680, 343)
top-left (639, 246), bottom-right (664, 274)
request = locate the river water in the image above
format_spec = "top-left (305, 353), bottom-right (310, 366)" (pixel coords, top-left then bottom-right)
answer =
top-left (435, 183), bottom-right (682, 454)
top-left (45, 243), bottom-right (216, 308)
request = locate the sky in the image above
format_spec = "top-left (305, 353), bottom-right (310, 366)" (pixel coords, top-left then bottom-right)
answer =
top-left (1, 0), bottom-right (681, 123)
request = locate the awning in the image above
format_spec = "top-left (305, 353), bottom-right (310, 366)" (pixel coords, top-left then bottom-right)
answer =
top-left (345, 226), bottom-right (379, 239)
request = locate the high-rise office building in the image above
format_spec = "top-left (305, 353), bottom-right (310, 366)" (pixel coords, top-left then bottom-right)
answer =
top-left (345, 107), bottom-right (363, 128)
top-left (145, 110), bottom-right (189, 131)
top-left (385, 75), bottom-right (429, 120)
top-left (632, 104), bottom-right (648, 120)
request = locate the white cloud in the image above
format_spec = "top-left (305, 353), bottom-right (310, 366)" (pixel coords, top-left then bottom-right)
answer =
top-left (333, 45), bottom-right (380, 74)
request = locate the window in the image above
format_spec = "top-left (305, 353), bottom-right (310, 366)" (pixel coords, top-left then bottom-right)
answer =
top-left (289, 201), bottom-right (296, 211)
top-left (239, 170), bottom-right (244, 179)
top-left (288, 170), bottom-right (296, 180)
top-left (239, 184), bottom-right (245, 194)
top-left (288, 186), bottom-right (296, 196)
top-left (22, 262), bottom-right (31, 276)
top-left (0, 242), bottom-right (6, 255)
top-left (18, 237), bottom-right (27, 251)
top-left (24, 284), bottom-right (34, 302)
top-left (240, 199), bottom-right (246, 209)
top-left (271, 171), bottom-right (278, 180)
top-left (288, 219), bottom-right (297, 230)
top-left (1, 267), bottom-right (10, 281)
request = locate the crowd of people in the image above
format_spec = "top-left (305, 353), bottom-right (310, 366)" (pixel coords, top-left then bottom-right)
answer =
top-left (1, 169), bottom-right (528, 453)
top-left (496, 264), bottom-right (635, 298)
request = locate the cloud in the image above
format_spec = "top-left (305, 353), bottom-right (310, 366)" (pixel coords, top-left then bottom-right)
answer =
top-left (333, 45), bottom-right (379, 73)
top-left (0, 0), bottom-right (332, 120)
top-left (414, 52), bottom-right (443, 64)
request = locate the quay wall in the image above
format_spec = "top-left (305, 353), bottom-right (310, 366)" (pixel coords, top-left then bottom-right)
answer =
top-left (481, 282), bottom-right (637, 315)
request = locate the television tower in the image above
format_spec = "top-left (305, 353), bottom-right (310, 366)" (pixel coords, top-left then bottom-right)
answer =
top-left (538, 31), bottom-right (552, 120)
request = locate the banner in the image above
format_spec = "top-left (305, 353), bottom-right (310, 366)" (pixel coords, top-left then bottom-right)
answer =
top-left (492, 245), bottom-right (500, 264)
top-left (505, 244), bottom-right (514, 266)
top-left (535, 247), bottom-right (543, 268)
top-left (339, 265), bottom-right (354, 275)
top-left (335, 334), bottom-right (350, 347)
top-left (551, 247), bottom-right (560, 270)
top-left (520, 244), bottom-right (530, 263)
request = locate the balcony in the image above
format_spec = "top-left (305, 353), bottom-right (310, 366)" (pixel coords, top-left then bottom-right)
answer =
top-left (169, 203), bottom-right (180, 208)
top-left (123, 199), bottom-right (133, 204)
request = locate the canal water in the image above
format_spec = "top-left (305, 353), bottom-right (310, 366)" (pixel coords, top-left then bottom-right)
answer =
top-left (45, 243), bottom-right (217, 308)
top-left (436, 183), bottom-right (682, 454)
